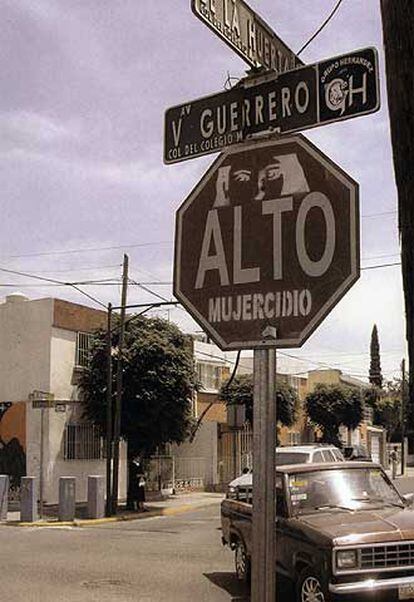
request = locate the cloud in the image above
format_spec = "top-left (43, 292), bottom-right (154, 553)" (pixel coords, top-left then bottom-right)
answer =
top-left (0, 111), bottom-right (81, 152)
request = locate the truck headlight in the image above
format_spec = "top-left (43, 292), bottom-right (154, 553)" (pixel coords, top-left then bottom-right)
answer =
top-left (337, 550), bottom-right (358, 569)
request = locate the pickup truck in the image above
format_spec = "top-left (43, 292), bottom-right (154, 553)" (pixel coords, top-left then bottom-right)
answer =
top-left (221, 461), bottom-right (414, 601)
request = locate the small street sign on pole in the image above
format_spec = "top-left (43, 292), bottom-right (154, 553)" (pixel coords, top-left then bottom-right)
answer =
top-left (29, 390), bottom-right (54, 518)
top-left (29, 390), bottom-right (55, 409)
top-left (164, 47), bottom-right (380, 164)
top-left (191, 0), bottom-right (303, 73)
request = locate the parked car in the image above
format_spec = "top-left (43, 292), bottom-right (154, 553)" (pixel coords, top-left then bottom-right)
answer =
top-left (227, 445), bottom-right (344, 495)
top-left (221, 461), bottom-right (414, 601)
top-left (343, 444), bottom-right (372, 461)
top-left (276, 444), bottom-right (345, 465)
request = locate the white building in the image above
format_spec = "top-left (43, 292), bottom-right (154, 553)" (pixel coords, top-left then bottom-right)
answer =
top-left (0, 293), bottom-right (126, 504)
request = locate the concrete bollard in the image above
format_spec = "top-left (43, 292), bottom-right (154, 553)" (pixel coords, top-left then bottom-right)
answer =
top-left (0, 475), bottom-right (9, 521)
top-left (87, 475), bottom-right (105, 519)
top-left (58, 477), bottom-right (76, 522)
top-left (20, 477), bottom-right (38, 522)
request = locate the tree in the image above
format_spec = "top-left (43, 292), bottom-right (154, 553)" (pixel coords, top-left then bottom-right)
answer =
top-left (305, 384), bottom-right (363, 448)
top-left (369, 324), bottom-right (383, 388)
top-left (369, 378), bottom-right (407, 442)
top-left (79, 316), bottom-right (197, 462)
top-left (219, 374), bottom-right (297, 428)
top-left (381, 2), bottom-right (414, 433)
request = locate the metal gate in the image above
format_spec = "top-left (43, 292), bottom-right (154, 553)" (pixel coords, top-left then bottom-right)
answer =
top-left (218, 423), bottom-right (252, 485)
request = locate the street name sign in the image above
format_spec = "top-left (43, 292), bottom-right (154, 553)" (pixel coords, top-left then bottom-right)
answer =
top-left (165, 47), bottom-right (379, 164)
top-left (29, 390), bottom-right (55, 409)
top-left (191, 0), bottom-right (303, 73)
top-left (174, 135), bottom-right (360, 350)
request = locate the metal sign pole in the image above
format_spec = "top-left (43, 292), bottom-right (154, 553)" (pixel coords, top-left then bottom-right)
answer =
top-left (252, 347), bottom-right (276, 602)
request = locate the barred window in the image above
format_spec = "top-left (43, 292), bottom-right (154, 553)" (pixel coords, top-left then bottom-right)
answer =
top-left (64, 423), bottom-right (103, 460)
top-left (75, 332), bottom-right (93, 368)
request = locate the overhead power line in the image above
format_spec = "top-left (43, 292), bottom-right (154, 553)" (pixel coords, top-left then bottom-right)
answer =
top-left (0, 266), bottom-right (107, 309)
top-left (1, 240), bottom-right (172, 260)
top-left (128, 277), bottom-right (170, 303)
top-left (297, 0), bottom-right (345, 56)
top-left (362, 261), bottom-right (401, 271)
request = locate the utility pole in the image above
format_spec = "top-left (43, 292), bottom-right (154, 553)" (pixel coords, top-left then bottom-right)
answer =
top-left (111, 254), bottom-right (129, 513)
top-left (252, 348), bottom-right (276, 602)
top-left (105, 302), bottom-right (113, 516)
top-left (401, 358), bottom-right (406, 476)
top-left (381, 1), bottom-right (414, 441)
top-left (39, 407), bottom-right (45, 519)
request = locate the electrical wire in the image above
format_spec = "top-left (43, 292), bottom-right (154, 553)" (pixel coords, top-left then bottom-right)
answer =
top-left (362, 262), bottom-right (401, 271)
top-left (1, 240), bottom-right (172, 260)
top-left (297, 0), bottom-right (345, 56)
top-left (362, 210), bottom-right (396, 218)
top-left (0, 266), bottom-right (107, 309)
top-left (0, 208), bottom-right (397, 264)
top-left (128, 277), bottom-right (170, 303)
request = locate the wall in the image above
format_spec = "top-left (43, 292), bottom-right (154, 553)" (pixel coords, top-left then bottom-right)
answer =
top-left (53, 298), bottom-right (107, 333)
top-left (0, 296), bottom-right (53, 400)
top-left (0, 295), bottom-right (125, 504)
top-left (307, 369), bottom-right (342, 392)
top-left (171, 422), bottom-right (219, 488)
top-left (0, 402), bottom-right (26, 487)
top-left (197, 392), bottom-right (227, 423)
top-left (0, 296), bottom-right (54, 485)
top-left (44, 326), bottom-right (127, 504)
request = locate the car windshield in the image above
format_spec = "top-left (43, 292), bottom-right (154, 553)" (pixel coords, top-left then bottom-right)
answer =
top-left (288, 468), bottom-right (404, 515)
top-left (276, 452), bottom-right (309, 465)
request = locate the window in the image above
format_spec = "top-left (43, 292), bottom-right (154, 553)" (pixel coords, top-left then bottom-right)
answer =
top-left (313, 451), bottom-right (324, 463)
top-left (321, 450), bottom-right (335, 462)
top-left (196, 362), bottom-right (223, 391)
top-left (363, 405), bottom-right (374, 425)
top-left (332, 448), bottom-right (344, 461)
top-left (75, 332), bottom-right (93, 368)
top-left (64, 423), bottom-right (103, 460)
top-left (276, 452), bottom-right (309, 465)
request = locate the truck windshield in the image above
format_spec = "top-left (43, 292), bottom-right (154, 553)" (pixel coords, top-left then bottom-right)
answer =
top-left (288, 468), bottom-right (404, 515)
top-left (276, 453), bottom-right (308, 465)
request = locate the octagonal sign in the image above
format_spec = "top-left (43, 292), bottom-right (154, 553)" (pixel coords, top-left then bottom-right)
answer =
top-left (174, 135), bottom-right (359, 350)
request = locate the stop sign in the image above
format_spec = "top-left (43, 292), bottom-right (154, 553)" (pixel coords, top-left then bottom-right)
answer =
top-left (174, 135), bottom-right (359, 350)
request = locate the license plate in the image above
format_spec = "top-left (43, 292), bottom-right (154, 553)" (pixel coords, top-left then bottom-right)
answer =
top-left (399, 583), bottom-right (414, 600)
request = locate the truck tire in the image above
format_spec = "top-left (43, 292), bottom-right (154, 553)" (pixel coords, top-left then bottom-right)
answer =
top-left (234, 540), bottom-right (251, 583)
top-left (296, 567), bottom-right (330, 602)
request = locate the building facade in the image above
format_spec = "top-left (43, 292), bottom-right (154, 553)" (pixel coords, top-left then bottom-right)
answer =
top-left (0, 293), bottom-right (127, 504)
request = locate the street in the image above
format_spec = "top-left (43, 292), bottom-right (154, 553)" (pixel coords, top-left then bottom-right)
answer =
top-left (2, 476), bottom-right (414, 602)
top-left (0, 504), bottom-right (248, 602)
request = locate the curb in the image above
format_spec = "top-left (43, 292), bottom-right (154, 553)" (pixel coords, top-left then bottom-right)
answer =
top-left (3, 500), bottom-right (219, 528)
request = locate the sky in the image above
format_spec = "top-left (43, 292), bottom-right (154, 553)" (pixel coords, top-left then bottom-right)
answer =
top-left (0, 0), bottom-right (405, 382)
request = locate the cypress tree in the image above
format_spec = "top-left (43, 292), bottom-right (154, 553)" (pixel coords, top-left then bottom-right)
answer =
top-left (369, 324), bottom-right (383, 388)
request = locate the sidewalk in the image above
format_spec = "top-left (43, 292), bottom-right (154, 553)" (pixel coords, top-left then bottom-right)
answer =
top-left (386, 466), bottom-right (414, 480)
top-left (4, 491), bottom-right (224, 527)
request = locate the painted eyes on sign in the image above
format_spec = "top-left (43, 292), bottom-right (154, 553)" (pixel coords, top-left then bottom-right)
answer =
top-left (233, 169), bottom-right (252, 182)
top-left (265, 162), bottom-right (282, 181)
